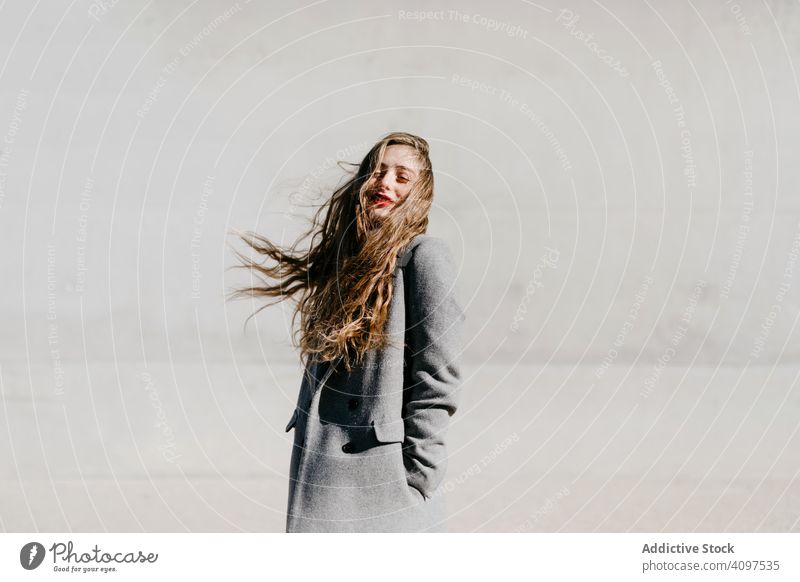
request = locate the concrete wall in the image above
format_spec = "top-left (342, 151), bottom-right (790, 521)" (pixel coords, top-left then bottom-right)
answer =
top-left (2, 0), bottom-right (798, 368)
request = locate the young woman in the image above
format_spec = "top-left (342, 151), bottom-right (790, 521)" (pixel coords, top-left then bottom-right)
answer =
top-left (231, 132), bottom-right (465, 532)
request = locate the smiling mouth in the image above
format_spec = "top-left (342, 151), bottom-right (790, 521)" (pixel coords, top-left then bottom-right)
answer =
top-left (370, 191), bottom-right (394, 207)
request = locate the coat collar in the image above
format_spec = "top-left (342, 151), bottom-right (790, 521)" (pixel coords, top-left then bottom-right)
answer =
top-left (307, 235), bottom-right (427, 374)
top-left (396, 234), bottom-right (428, 268)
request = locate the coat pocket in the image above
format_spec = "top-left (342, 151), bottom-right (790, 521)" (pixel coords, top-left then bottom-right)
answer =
top-left (285, 409), bottom-right (299, 432)
top-left (371, 419), bottom-right (405, 444)
top-left (406, 482), bottom-right (426, 502)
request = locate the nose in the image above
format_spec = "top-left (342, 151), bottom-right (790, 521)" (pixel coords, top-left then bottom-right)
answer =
top-left (377, 171), bottom-right (393, 190)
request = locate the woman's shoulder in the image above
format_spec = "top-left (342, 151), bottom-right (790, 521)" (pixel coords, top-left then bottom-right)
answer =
top-left (401, 235), bottom-right (464, 320)
top-left (398, 235), bottom-right (457, 286)
top-left (397, 234), bottom-right (453, 267)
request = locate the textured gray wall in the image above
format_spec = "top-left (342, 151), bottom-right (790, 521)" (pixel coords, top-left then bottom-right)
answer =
top-left (2, 0), bottom-right (800, 531)
top-left (2, 0), bottom-right (799, 367)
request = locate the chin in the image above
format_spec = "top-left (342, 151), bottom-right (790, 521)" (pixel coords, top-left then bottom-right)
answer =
top-left (368, 208), bottom-right (390, 221)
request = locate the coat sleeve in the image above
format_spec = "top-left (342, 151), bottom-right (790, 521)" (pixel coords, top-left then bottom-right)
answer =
top-left (402, 237), bottom-right (465, 499)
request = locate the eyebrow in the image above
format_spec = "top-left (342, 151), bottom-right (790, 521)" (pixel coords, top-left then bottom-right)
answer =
top-left (379, 162), bottom-right (418, 176)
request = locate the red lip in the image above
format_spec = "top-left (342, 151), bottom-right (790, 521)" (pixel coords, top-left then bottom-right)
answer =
top-left (370, 191), bottom-right (394, 206)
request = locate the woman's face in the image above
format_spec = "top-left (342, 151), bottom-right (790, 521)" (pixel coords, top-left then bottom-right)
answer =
top-left (364, 144), bottom-right (422, 221)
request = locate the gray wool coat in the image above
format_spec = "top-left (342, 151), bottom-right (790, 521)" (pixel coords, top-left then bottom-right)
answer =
top-left (284, 234), bottom-right (465, 532)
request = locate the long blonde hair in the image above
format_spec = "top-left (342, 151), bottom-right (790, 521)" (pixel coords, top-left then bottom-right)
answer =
top-left (228, 131), bottom-right (434, 371)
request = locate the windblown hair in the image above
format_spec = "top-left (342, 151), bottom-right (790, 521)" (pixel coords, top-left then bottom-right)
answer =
top-left (228, 132), bottom-right (434, 371)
